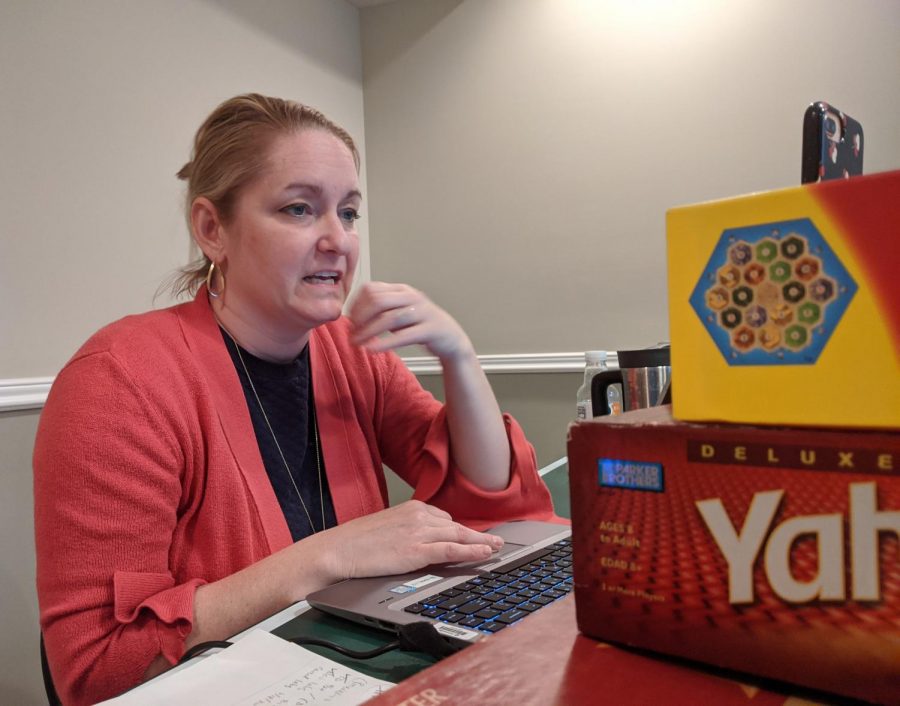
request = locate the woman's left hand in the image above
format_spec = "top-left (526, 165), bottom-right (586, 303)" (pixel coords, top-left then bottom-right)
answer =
top-left (349, 280), bottom-right (511, 491)
top-left (348, 281), bottom-right (473, 362)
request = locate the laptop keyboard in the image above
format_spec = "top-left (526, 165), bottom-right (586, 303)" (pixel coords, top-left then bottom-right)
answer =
top-left (402, 538), bottom-right (572, 635)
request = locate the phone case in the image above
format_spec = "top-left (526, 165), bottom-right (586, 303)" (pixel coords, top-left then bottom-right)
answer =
top-left (801, 101), bottom-right (864, 184)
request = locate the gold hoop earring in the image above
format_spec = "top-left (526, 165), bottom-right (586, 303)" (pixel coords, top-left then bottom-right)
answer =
top-left (206, 262), bottom-right (225, 298)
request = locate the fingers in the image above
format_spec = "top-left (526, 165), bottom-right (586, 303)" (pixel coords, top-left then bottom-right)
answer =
top-left (399, 501), bottom-right (502, 549)
top-left (412, 524), bottom-right (505, 565)
top-left (353, 307), bottom-right (423, 349)
top-left (422, 541), bottom-right (494, 564)
top-left (358, 321), bottom-right (429, 353)
top-left (348, 281), bottom-right (469, 360)
top-left (348, 282), bottom-right (426, 346)
top-left (408, 521), bottom-right (504, 566)
top-left (348, 282), bottom-right (416, 328)
top-left (331, 500), bottom-right (505, 579)
top-left (450, 522), bottom-right (504, 549)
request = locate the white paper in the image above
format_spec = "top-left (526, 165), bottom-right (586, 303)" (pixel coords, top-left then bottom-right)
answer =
top-left (99, 630), bottom-right (394, 706)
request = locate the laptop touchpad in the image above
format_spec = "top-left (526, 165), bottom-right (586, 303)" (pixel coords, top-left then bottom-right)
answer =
top-left (444, 541), bottom-right (529, 570)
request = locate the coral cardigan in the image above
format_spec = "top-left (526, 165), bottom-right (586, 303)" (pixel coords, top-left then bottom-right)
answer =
top-left (33, 290), bottom-right (556, 706)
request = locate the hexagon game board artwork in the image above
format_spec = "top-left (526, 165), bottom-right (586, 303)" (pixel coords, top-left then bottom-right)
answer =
top-left (689, 218), bottom-right (856, 365)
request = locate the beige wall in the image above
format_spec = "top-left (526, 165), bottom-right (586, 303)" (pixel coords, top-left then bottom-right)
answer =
top-left (0, 0), bottom-right (370, 379)
top-left (4, 1), bottom-right (900, 702)
top-left (360, 0), bottom-right (900, 356)
top-left (0, 2), bottom-right (366, 703)
top-left (0, 410), bottom-right (43, 704)
top-left (367, 0), bottom-right (900, 516)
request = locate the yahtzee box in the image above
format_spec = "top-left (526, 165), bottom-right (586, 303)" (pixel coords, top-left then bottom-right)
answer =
top-left (568, 406), bottom-right (900, 704)
top-left (666, 170), bottom-right (900, 429)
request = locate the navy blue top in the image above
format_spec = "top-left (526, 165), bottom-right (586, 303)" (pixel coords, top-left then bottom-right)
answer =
top-left (221, 330), bottom-right (337, 540)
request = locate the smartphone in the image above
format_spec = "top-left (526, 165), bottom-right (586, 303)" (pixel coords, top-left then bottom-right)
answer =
top-left (801, 101), bottom-right (863, 184)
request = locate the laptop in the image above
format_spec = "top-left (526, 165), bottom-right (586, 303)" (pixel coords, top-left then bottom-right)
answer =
top-left (307, 521), bottom-right (572, 646)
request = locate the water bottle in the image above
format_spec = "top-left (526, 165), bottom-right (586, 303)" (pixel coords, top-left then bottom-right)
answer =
top-left (575, 351), bottom-right (608, 420)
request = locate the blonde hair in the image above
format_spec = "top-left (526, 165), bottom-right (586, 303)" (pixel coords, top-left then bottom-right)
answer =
top-left (167, 93), bottom-right (359, 298)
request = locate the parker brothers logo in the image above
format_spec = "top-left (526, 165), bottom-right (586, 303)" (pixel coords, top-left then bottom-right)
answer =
top-left (598, 458), bottom-right (664, 492)
top-left (689, 218), bottom-right (856, 365)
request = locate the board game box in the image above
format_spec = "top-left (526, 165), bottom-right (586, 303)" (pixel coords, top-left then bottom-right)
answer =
top-left (568, 406), bottom-right (900, 704)
top-left (666, 170), bottom-right (900, 429)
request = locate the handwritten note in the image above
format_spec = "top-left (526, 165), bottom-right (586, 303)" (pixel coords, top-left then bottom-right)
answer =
top-left (99, 630), bottom-right (393, 706)
top-left (240, 657), bottom-right (388, 706)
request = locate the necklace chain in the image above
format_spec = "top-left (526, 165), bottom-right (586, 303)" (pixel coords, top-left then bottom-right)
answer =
top-left (225, 329), bottom-right (326, 534)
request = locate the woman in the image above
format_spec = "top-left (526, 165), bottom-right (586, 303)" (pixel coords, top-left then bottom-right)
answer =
top-left (34, 94), bottom-right (555, 706)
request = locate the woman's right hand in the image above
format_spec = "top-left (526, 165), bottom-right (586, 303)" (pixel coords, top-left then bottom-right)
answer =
top-left (162, 501), bottom-right (503, 674)
top-left (317, 500), bottom-right (505, 581)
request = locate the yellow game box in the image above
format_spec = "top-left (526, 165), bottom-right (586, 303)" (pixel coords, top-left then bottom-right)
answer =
top-left (666, 170), bottom-right (900, 429)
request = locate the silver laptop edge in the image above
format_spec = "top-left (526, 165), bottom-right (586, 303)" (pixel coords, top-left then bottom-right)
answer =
top-left (307, 521), bottom-right (572, 644)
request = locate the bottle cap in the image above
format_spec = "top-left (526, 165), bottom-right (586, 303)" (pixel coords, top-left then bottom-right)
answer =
top-left (585, 350), bottom-right (607, 364)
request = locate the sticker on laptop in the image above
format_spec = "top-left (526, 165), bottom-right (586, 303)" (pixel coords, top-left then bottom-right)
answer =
top-left (388, 585), bottom-right (417, 594)
top-left (388, 574), bottom-right (443, 594)
top-left (433, 622), bottom-right (482, 642)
